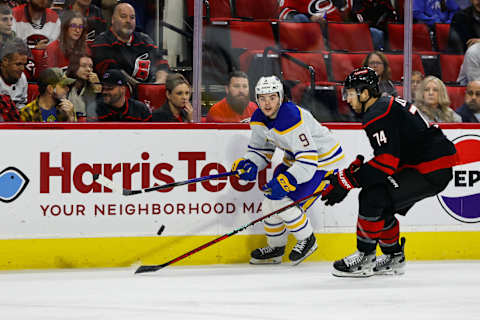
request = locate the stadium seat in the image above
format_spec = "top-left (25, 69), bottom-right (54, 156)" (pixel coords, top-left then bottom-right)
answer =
top-left (27, 83), bottom-right (39, 103)
top-left (136, 84), bottom-right (167, 111)
top-left (234, 0), bottom-right (279, 20)
top-left (446, 85), bottom-right (466, 109)
top-left (278, 22), bottom-right (326, 52)
top-left (434, 23), bottom-right (450, 52)
top-left (229, 21), bottom-right (276, 50)
top-left (387, 23), bottom-right (433, 52)
top-left (327, 23), bottom-right (373, 52)
top-left (329, 53), bottom-right (367, 82)
top-left (439, 54), bottom-right (464, 83)
top-left (281, 52), bottom-right (328, 84)
top-left (187, 0), bottom-right (231, 19)
top-left (383, 53), bottom-right (425, 82)
top-left (394, 85), bottom-right (404, 97)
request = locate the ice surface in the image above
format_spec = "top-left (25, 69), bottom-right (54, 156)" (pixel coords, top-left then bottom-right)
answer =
top-left (0, 261), bottom-right (478, 320)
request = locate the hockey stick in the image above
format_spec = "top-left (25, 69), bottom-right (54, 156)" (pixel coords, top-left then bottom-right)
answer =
top-left (134, 188), bottom-right (325, 274)
top-left (93, 170), bottom-right (244, 196)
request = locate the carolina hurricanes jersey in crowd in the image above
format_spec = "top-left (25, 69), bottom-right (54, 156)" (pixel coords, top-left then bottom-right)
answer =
top-left (278, 0), bottom-right (353, 22)
top-left (90, 29), bottom-right (158, 82)
top-left (12, 4), bottom-right (61, 48)
top-left (245, 101), bottom-right (345, 184)
top-left (355, 95), bottom-right (457, 187)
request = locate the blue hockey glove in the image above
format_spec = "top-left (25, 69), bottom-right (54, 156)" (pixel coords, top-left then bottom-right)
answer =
top-left (263, 171), bottom-right (297, 200)
top-left (321, 155), bottom-right (364, 206)
top-left (231, 158), bottom-right (258, 181)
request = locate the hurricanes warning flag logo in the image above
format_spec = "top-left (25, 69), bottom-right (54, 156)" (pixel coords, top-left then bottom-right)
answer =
top-left (0, 167), bottom-right (29, 203)
top-left (438, 135), bottom-right (480, 223)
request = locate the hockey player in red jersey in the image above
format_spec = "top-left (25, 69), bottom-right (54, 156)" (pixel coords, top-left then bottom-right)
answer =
top-left (321, 67), bottom-right (457, 277)
top-left (278, 0), bottom-right (352, 23)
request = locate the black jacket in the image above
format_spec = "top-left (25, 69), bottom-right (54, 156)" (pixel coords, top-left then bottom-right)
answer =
top-left (448, 6), bottom-right (480, 53)
top-left (94, 97), bottom-right (152, 122)
top-left (456, 103), bottom-right (480, 122)
top-left (151, 102), bottom-right (190, 122)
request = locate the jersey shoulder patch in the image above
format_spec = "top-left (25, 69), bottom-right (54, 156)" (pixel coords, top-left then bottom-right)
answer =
top-left (273, 102), bottom-right (302, 134)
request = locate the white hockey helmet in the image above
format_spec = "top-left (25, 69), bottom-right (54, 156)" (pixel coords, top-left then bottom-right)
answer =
top-left (255, 76), bottom-right (284, 105)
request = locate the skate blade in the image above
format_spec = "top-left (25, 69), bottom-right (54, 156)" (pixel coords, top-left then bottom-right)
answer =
top-left (332, 268), bottom-right (374, 278)
top-left (249, 257), bottom-right (282, 265)
top-left (373, 267), bottom-right (405, 276)
top-left (290, 242), bottom-right (318, 266)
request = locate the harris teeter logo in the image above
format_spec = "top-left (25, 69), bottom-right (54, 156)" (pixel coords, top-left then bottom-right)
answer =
top-left (437, 135), bottom-right (480, 223)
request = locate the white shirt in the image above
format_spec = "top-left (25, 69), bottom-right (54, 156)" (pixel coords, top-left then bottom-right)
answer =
top-left (0, 73), bottom-right (28, 109)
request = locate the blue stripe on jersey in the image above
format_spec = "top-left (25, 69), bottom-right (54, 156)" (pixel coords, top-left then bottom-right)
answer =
top-left (294, 150), bottom-right (318, 157)
top-left (318, 146), bottom-right (343, 163)
top-left (248, 145), bottom-right (275, 153)
top-left (297, 160), bottom-right (318, 167)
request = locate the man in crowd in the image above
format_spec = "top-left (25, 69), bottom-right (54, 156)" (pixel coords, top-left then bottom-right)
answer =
top-left (0, 4), bottom-right (15, 44)
top-left (457, 42), bottom-right (480, 85)
top-left (91, 2), bottom-right (159, 83)
top-left (206, 71), bottom-right (257, 123)
top-left (93, 69), bottom-right (151, 121)
top-left (19, 67), bottom-right (76, 121)
top-left (12, 0), bottom-right (61, 49)
top-left (448, 0), bottom-right (480, 53)
top-left (456, 79), bottom-right (480, 122)
top-left (0, 37), bottom-right (28, 108)
top-left (61, 0), bottom-right (106, 42)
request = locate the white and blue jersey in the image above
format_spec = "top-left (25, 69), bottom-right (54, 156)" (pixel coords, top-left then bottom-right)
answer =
top-left (244, 101), bottom-right (345, 210)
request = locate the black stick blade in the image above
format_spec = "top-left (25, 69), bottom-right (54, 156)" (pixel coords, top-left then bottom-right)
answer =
top-left (135, 264), bottom-right (166, 274)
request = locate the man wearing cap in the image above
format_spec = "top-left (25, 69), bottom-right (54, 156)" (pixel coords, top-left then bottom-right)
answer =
top-left (19, 67), bottom-right (76, 121)
top-left (0, 37), bottom-right (28, 109)
top-left (93, 68), bottom-right (151, 121)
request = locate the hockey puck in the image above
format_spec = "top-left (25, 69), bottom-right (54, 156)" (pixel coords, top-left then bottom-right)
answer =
top-left (157, 225), bottom-right (165, 235)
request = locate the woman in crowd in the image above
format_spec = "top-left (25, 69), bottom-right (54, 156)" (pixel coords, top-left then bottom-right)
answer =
top-left (416, 75), bottom-right (461, 122)
top-left (362, 51), bottom-right (398, 97)
top-left (152, 73), bottom-right (193, 122)
top-left (66, 54), bottom-right (101, 120)
top-left (42, 11), bottom-right (89, 71)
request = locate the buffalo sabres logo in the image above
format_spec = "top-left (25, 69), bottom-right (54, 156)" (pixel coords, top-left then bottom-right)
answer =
top-left (308, 0), bottom-right (335, 16)
top-left (0, 167), bottom-right (29, 203)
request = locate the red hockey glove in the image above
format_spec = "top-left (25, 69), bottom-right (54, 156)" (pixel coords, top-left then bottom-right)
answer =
top-left (321, 155), bottom-right (364, 206)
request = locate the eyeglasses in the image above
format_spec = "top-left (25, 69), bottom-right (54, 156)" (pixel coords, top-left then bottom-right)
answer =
top-left (69, 24), bottom-right (84, 29)
top-left (368, 61), bottom-right (384, 66)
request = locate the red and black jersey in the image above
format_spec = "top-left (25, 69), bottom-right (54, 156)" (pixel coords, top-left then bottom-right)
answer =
top-left (278, 0), bottom-right (353, 22)
top-left (90, 29), bottom-right (158, 82)
top-left (93, 98), bottom-right (152, 122)
top-left (355, 95), bottom-right (457, 187)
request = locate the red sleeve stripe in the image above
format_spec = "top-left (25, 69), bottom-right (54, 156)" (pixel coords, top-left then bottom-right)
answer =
top-left (362, 96), bottom-right (394, 128)
top-left (367, 160), bottom-right (395, 175)
top-left (374, 153), bottom-right (400, 169)
top-left (379, 222), bottom-right (399, 241)
top-left (399, 153), bottom-right (458, 174)
top-left (357, 217), bottom-right (384, 233)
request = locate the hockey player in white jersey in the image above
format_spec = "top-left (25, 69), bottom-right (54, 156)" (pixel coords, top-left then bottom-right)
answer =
top-left (232, 76), bottom-right (346, 265)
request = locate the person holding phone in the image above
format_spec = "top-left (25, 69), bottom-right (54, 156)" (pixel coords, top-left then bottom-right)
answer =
top-left (151, 72), bottom-right (193, 122)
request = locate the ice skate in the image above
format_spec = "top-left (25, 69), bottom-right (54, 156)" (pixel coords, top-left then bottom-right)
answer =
top-left (332, 250), bottom-right (376, 277)
top-left (250, 246), bottom-right (285, 265)
top-left (289, 233), bottom-right (318, 266)
top-left (374, 237), bottom-right (406, 275)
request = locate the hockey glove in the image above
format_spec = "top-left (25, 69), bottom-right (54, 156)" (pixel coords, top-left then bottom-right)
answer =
top-left (263, 171), bottom-right (297, 200)
top-left (231, 158), bottom-right (258, 181)
top-left (321, 155), bottom-right (364, 206)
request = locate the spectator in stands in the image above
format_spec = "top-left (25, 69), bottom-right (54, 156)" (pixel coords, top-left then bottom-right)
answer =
top-left (456, 79), bottom-right (480, 122)
top-left (12, 0), bottom-right (61, 49)
top-left (0, 5), bottom-right (15, 44)
top-left (449, 0), bottom-right (480, 53)
top-left (352, 0), bottom-right (398, 50)
top-left (206, 71), bottom-right (257, 123)
top-left (19, 67), bottom-right (77, 121)
top-left (413, 0), bottom-right (459, 27)
top-left (278, 0), bottom-right (352, 25)
top-left (362, 51), bottom-right (397, 97)
top-left (60, 0), bottom-right (106, 43)
top-left (416, 75), bottom-right (461, 122)
top-left (66, 54), bottom-right (101, 120)
top-left (152, 73), bottom-right (193, 122)
top-left (91, 2), bottom-right (159, 84)
top-left (411, 70), bottom-right (424, 103)
top-left (456, 0), bottom-right (472, 9)
top-left (0, 37), bottom-right (28, 108)
top-left (42, 10), bottom-right (89, 71)
top-left (1, 1), bottom-right (27, 8)
top-left (457, 42), bottom-right (480, 85)
top-left (0, 93), bottom-right (20, 120)
top-left (94, 68), bottom-right (151, 121)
